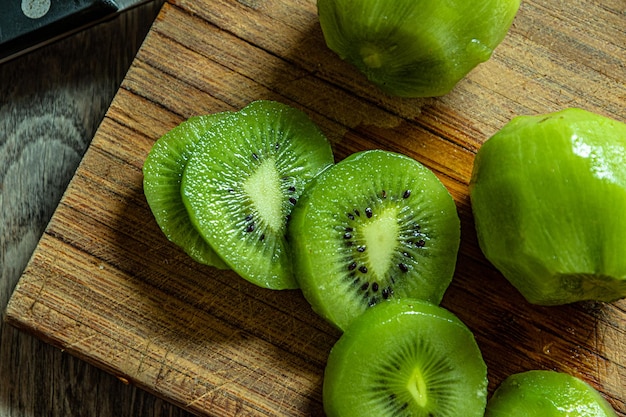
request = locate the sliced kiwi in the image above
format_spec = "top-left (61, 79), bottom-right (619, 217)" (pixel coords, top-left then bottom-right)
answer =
top-left (469, 108), bottom-right (626, 305)
top-left (143, 112), bottom-right (232, 269)
top-left (289, 150), bottom-right (460, 330)
top-left (485, 370), bottom-right (618, 417)
top-left (181, 100), bottom-right (334, 290)
top-left (317, 0), bottom-right (520, 97)
top-left (323, 298), bottom-right (488, 417)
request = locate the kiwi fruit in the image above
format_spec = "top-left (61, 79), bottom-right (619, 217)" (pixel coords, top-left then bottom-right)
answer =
top-left (485, 370), bottom-right (618, 417)
top-left (317, 0), bottom-right (520, 97)
top-left (323, 298), bottom-right (488, 417)
top-left (181, 100), bottom-right (334, 290)
top-left (470, 108), bottom-right (626, 305)
top-left (143, 112), bottom-right (232, 269)
top-left (289, 150), bottom-right (460, 331)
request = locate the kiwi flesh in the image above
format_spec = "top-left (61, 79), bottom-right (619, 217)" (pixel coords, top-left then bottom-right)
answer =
top-left (323, 298), bottom-right (488, 417)
top-left (143, 113), bottom-right (232, 269)
top-left (485, 370), bottom-right (618, 417)
top-left (469, 108), bottom-right (626, 305)
top-left (289, 150), bottom-right (460, 330)
top-left (317, 0), bottom-right (520, 97)
top-left (181, 100), bottom-right (334, 290)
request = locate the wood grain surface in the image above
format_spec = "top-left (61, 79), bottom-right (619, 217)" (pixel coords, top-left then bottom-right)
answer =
top-left (5, 0), bottom-right (626, 416)
top-left (0, 2), bottom-right (192, 416)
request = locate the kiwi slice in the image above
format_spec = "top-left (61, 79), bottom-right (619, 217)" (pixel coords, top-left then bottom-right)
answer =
top-left (317, 0), bottom-right (520, 97)
top-left (470, 108), bottom-right (626, 305)
top-left (323, 298), bottom-right (488, 417)
top-left (143, 112), bottom-right (232, 269)
top-left (485, 370), bottom-right (618, 417)
top-left (181, 100), bottom-right (334, 290)
top-left (289, 150), bottom-right (460, 330)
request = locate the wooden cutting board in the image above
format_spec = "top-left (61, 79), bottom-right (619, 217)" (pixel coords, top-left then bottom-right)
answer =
top-left (6, 0), bottom-right (626, 415)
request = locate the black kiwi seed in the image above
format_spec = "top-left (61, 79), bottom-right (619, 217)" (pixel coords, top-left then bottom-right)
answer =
top-left (359, 265), bottom-right (368, 273)
top-left (344, 232), bottom-right (353, 239)
top-left (354, 209), bottom-right (361, 217)
top-left (361, 282), bottom-right (369, 291)
top-left (399, 263), bottom-right (409, 273)
top-left (357, 245), bottom-right (366, 252)
top-left (252, 152), bottom-right (259, 160)
top-left (372, 282), bottom-right (379, 292)
top-left (348, 262), bottom-right (357, 271)
top-left (365, 207), bottom-right (373, 218)
top-left (381, 190), bottom-right (387, 198)
top-left (288, 185), bottom-right (296, 192)
top-left (403, 189), bottom-right (411, 199)
top-left (246, 223), bottom-right (255, 233)
top-left (347, 212), bottom-right (355, 220)
top-left (382, 287), bottom-right (392, 299)
top-left (289, 197), bottom-right (297, 205)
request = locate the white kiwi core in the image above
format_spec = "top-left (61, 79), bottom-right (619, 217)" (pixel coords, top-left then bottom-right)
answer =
top-left (243, 158), bottom-right (283, 233)
top-left (407, 367), bottom-right (429, 408)
top-left (360, 44), bottom-right (384, 69)
top-left (362, 206), bottom-right (400, 279)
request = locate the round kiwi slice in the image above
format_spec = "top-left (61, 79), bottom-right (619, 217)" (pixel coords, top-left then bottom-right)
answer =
top-left (181, 100), bottom-right (334, 290)
top-left (143, 112), bottom-right (232, 269)
top-left (485, 370), bottom-right (618, 417)
top-left (323, 298), bottom-right (488, 417)
top-left (470, 108), bottom-right (626, 305)
top-left (317, 0), bottom-right (520, 97)
top-left (289, 150), bottom-right (460, 330)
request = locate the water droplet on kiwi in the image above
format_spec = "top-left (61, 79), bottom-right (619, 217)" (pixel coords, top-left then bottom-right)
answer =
top-left (467, 38), bottom-right (494, 62)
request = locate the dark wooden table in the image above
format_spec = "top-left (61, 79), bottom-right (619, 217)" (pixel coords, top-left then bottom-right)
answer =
top-left (0, 1), bottom-right (192, 415)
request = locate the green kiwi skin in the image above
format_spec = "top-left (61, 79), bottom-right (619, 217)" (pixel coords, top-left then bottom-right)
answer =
top-left (143, 113), bottom-right (232, 269)
top-left (317, 0), bottom-right (520, 97)
top-left (485, 370), bottom-right (618, 417)
top-left (323, 298), bottom-right (488, 417)
top-left (289, 150), bottom-right (460, 331)
top-left (469, 108), bottom-right (626, 305)
top-left (181, 100), bottom-right (335, 290)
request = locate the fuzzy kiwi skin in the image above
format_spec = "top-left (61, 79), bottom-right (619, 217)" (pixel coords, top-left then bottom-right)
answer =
top-left (181, 100), bottom-right (334, 290)
top-left (143, 113), bottom-right (232, 269)
top-left (323, 298), bottom-right (488, 417)
top-left (317, 0), bottom-right (520, 97)
top-left (289, 150), bottom-right (460, 331)
top-left (485, 370), bottom-right (618, 417)
top-left (469, 108), bottom-right (626, 305)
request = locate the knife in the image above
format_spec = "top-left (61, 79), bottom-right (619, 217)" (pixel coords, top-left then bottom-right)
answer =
top-left (0, 0), bottom-right (155, 64)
